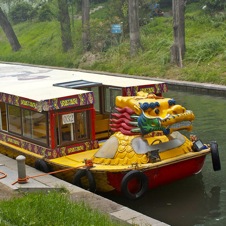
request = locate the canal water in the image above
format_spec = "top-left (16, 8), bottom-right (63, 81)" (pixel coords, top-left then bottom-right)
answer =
top-left (102, 89), bottom-right (226, 226)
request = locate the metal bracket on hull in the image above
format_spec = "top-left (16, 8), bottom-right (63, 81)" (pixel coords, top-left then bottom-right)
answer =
top-left (147, 149), bottom-right (161, 163)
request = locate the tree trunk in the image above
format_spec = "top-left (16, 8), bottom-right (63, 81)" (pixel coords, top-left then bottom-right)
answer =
top-left (82, 0), bottom-right (91, 52)
top-left (58, 0), bottom-right (73, 52)
top-left (170, 0), bottom-right (186, 67)
top-left (128, 0), bottom-right (141, 56)
top-left (0, 7), bottom-right (21, 52)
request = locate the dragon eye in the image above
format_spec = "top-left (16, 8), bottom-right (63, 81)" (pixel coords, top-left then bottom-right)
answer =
top-left (154, 109), bottom-right (160, 115)
top-left (140, 102), bottom-right (149, 111)
top-left (168, 99), bottom-right (176, 106)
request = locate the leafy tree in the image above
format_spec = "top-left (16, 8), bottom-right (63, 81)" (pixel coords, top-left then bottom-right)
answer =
top-left (38, 4), bottom-right (55, 21)
top-left (0, 0), bottom-right (13, 14)
top-left (9, 2), bottom-right (36, 24)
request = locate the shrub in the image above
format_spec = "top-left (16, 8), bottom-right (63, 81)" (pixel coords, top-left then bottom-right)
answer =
top-left (201, 0), bottom-right (226, 12)
top-left (38, 4), bottom-right (55, 22)
top-left (10, 2), bottom-right (36, 24)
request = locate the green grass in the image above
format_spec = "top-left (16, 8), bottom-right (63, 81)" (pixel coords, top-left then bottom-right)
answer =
top-left (0, 191), bottom-right (126, 226)
top-left (0, 2), bottom-right (226, 84)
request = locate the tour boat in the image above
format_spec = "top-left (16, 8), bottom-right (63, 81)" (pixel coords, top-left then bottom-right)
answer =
top-left (0, 64), bottom-right (221, 199)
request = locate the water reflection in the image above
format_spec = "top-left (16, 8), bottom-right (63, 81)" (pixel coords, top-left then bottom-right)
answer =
top-left (101, 90), bottom-right (226, 226)
top-left (103, 175), bottom-right (221, 226)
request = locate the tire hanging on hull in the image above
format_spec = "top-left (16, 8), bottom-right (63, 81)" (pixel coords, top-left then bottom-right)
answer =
top-left (210, 141), bottom-right (221, 171)
top-left (72, 169), bottom-right (96, 192)
top-left (121, 170), bottom-right (149, 200)
top-left (34, 159), bottom-right (50, 173)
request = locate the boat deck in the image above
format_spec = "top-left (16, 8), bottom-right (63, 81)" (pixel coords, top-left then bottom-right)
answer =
top-left (49, 148), bottom-right (211, 172)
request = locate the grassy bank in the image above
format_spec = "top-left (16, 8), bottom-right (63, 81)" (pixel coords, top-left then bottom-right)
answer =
top-left (0, 2), bottom-right (225, 84)
top-left (0, 191), bottom-right (127, 226)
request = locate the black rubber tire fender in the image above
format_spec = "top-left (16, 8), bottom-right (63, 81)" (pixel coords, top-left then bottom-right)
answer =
top-left (121, 170), bottom-right (149, 200)
top-left (72, 169), bottom-right (96, 192)
top-left (34, 159), bottom-right (50, 173)
top-left (210, 141), bottom-right (221, 171)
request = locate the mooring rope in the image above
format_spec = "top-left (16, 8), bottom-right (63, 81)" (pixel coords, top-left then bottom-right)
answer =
top-left (0, 171), bottom-right (7, 179)
top-left (11, 164), bottom-right (87, 185)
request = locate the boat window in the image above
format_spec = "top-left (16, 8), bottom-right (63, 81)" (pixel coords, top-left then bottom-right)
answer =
top-left (53, 80), bottom-right (102, 113)
top-left (53, 80), bottom-right (102, 89)
top-left (104, 87), bottom-right (122, 112)
top-left (22, 109), bottom-right (48, 144)
top-left (92, 87), bottom-right (100, 112)
top-left (23, 109), bottom-right (32, 138)
top-left (0, 102), bottom-right (7, 131)
top-left (2, 104), bottom-right (48, 145)
top-left (58, 110), bottom-right (90, 146)
top-left (83, 86), bottom-right (100, 112)
top-left (76, 112), bottom-right (89, 139)
top-left (61, 119), bottom-right (74, 142)
top-left (8, 105), bottom-right (22, 135)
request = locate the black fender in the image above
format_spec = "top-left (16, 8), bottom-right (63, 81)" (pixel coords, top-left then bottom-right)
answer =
top-left (121, 170), bottom-right (149, 200)
top-left (72, 169), bottom-right (96, 192)
top-left (34, 159), bottom-right (50, 173)
top-left (210, 141), bottom-right (221, 171)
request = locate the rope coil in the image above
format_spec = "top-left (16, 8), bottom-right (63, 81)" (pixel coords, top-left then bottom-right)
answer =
top-left (0, 171), bottom-right (7, 179)
top-left (16, 177), bottom-right (28, 184)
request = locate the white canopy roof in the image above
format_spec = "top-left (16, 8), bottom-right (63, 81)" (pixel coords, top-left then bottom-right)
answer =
top-left (0, 63), bottom-right (166, 102)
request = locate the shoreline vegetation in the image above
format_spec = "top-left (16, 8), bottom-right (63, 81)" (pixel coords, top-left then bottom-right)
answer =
top-left (0, 2), bottom-right (225, 85)
top-left (0, 190), bottom-right (128, 226)
top-left (0, 2), bottom-right (225, 225)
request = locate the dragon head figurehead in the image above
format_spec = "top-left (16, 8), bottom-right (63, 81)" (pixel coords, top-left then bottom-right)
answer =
top-left (93, 91), bottom-right (195, 166)
top-left (110, 91), bottom-right (195, 136)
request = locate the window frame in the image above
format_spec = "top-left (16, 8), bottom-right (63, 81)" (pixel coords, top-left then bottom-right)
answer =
top-left (104, 86), bottom-right (122, 113)
top-left (55, 108), bottom-right (91, 147)
top-left (22, 109), bottom-right (49, 145)
top-left (0, 102), bottom-right (8, 131)
top-left (0, 103), bottom-right (49, 146)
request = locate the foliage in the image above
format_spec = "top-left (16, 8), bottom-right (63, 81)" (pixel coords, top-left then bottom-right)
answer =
top-left (0, 21), bottom-right (77, 67)
top-left (91, 0), bottom-right (108, 3)
top-left (74, 0), bottom-right (107, 13)
top-left (0, 191), bottom-right (125, 226)
top-left (159, 0), bottom-right (172, 8)
top-left (89, 0), bottom-right (129, 51)
top-left (9, 2), bottom-right (36, 24)
top-left (6, 0), bottom-right (58, 23)
top-left (201, 0), bottom-right (226, 12)
top-left (89, 18), bottom-right (112, 52)
top-left (105, 0), bottom-right (129, 34)
top-left (0, 2), bottom-right (226, 85)
top-left (37, 0), bottom-right (59, 22)
top-left (38, 4), bottom-right (55, 21)
top-left (186, 38), bottom-right (224, 63)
